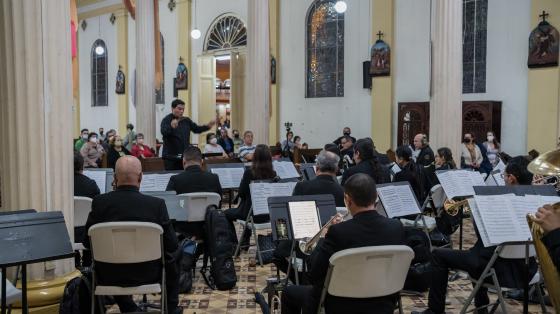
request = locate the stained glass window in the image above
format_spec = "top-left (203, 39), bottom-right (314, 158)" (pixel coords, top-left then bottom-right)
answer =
top-left (205, 15), bottom-right (247, 51)
top-left (463, 0), bottom-right (487, 94)
top-left (306, 0), bottom-right (344, 98)
top-left (155, 33), bottom-right (165, 104)
top-left (91, 39), bottom-right (108, 107)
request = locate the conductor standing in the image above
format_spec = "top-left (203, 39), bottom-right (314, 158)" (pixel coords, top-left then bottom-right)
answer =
top-left (161, 99), bottom-right (216, 170)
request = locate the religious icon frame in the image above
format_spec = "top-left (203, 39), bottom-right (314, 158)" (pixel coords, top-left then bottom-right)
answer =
top-left (528, 18), bottom-right (559, 68)
top-left (175, 62), bottom-right (188, 90)
top-left (370, 39), bottom-right (391, 77)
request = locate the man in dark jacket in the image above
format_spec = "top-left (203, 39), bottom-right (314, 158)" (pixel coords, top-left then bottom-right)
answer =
top-left (83, 156), bottom-right (180, 314)
top-left (74, 151), bottom-right (100, 199)
top-left (281, 173), bottom-right (406, 314)
top-left (161, 99), bottom-right (215, 170)
top-left (217, 128), bottom-right (235, 155)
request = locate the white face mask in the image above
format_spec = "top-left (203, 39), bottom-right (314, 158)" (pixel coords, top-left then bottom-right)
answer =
top-left (210, 138), bottom-right (218, 145)
top-left (487, 135), bottom-right (494, 142)
top-left (82, 134), bottom-right (88, 140)
top-left (89, 137), bottom-right (98, 144)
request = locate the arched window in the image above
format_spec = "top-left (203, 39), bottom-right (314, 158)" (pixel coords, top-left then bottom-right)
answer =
top-left (204, 14), bottom-right (247, 52)
top-left (91, 39), bottom-right (108, 107)
top-left (155, 33), bottom-right (165, 104)
top-left (306, 0), bottom-right (344, 98)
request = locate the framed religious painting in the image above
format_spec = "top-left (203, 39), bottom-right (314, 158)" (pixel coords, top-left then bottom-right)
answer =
top-left (528, 16), bottom-right (559, 68)
top-left (175, 61), bottom-right (188, 90)
top-left (115, 66), bottom-right (125, 94)
top-left (370, 39), bottom-right (390, 77)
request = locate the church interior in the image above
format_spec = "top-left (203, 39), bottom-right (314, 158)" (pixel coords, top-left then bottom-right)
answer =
top-left (2, 0), bottom-right (560, 313)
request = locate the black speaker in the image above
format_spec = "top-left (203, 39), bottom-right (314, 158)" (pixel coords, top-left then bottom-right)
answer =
top-left (363, 61), bottom-right (372, 89)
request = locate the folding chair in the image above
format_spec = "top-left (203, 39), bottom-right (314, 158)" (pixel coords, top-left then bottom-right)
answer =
top-left (0, 272), bottom-right (22, 312)
top-left (88, 222), bottom-right (166, 314)
top-left (73, 196), bottom-right (93, 251)
top-left (460, 243), bottom-right (538, 314)
top-left (317, 245), bottom-right (414, 314)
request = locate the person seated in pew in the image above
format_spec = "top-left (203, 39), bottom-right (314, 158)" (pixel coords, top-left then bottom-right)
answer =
top-left (393, 146), bottom-right (424, 202)
top-left (217, 128), bottom-right (235, 156)
top-left (203, 132), bottom-right (228, 158)
top-left (224, 144), bottom-right (278, 248)
top-left (281, 173), bottom-right (405, 314)
top-left (534, 204), bottom-right (560, 272)
top-left (107, 135), bottom-right (131, 169)
top-left (273, 150), bottom-right (345, 280)
top-left (339, 135), bottom-right (354, 163)
top-left (413, 156), bottom-right (537, 314)
top-left (83, 156), bottom-right (181, 314)
top-left (301, 143), bottom-right (309, 150)
top-left (74, 151), bottom-right (100, 199)
top-left (80, 132), bottom-right (104, 168)
top-left (341, 138), bottom-right (390, 186)
top-left (130, 133), bottom-right (155, 159)
top-left (239, 130), bottom-right (257, 162)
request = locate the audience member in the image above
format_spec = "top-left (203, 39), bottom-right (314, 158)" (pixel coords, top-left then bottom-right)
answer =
top-left (80, 132), bottom-right (104, 168)
top-left (107, 135), bottom-right (131, 169)
top-left (482, 131), bottom-right (500, 167)
top-left (130, 133), bottom-right (155, 159)
top-left (281, 131), bottom-right (295, 154)
top-left (461, 132), bottom-right (483, 171)
top-left (232, 129), bottom-right (243, 152)
top-left (74, 151), bottom-right (100, 199)
top-left (83, 156), bottom-right (180, 314)
top-left (98, 127), bottom-right (105, 141)
top-left (476, 140), bottom-right (493, 175)
top-left (204, 132), bottom-right (227, 157)
top-left (282, 173), bottom-right (405, 314)
top-left (123, 123), bottom-right (136, 151)
top-left (301, 143), bottom-right (309, 150)
top-left (341, 138), bottom-right (389, 185)
top-left (393, 146), bottom-right (423, 201)
top-left (225, 144), bottom-right (278, 246)
top-left (293, 136), bottom-right (302, 150)
top-left (238, 130), bottom-right (256, 162)
top-left (102, 129), bottom-right (116, 152)
top-left (74, 128), bottom-right (89, 151)
top-left (333, 126), bottom-right (356, 146)
top-left (217, 128), bottom-right (234, 155)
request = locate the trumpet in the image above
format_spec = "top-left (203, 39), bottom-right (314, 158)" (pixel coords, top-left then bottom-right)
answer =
top-left (298, 212), bottom-right (348, 255)
top-left (443, 198), bottom-right (471, 216)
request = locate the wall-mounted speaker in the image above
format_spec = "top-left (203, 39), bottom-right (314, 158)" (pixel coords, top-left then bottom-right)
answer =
top-left (363, 61), bottom-right (372, 89)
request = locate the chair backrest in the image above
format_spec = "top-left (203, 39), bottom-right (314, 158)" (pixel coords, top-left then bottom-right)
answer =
top-left (326, 245), bottom-right (414, 298)
top-left (177, 192), bottom-right (221, 222)
top-left (499, 243), bottom-right (536, 259)
top-left (0, 273), bottom-right (21, 305)
top-left (74, 196), bottom-right (93, 228)
top-left (430, 184), bottom-right (446, 209)
top-left (88, 222), bottom-right (163, 263)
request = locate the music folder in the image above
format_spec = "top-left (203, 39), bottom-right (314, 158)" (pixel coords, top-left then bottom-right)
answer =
top-left (83, 168), bottom-right (114, 193)
top-left (376, 182), bottom-right (421, 218)
top-left (139, 170), bottom-right (181, 192)
top-left (249, 181), bottom-right (298, 215)
top-left (208, 164), bottom-right (245, 189)
top-left (268, 194), bottom-right (337, 241)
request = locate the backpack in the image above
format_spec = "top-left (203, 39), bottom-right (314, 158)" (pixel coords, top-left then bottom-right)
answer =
top-left (59, 268), bottom-right (103, 314)
top-left (178, 238), bottom-right (197, 293)
top-left (201, 206), bottom-right (238, 290)
top-left (403, 227), bottom-right (433, 292)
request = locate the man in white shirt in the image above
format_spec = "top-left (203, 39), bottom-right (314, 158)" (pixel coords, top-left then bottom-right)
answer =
top-left (238, 130), bottom-right (256, 162)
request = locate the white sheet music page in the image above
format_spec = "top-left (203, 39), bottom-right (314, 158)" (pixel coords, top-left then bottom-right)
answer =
top-left (140, 174), bottom-right (157, 191)
top-left (509, 195), bottom-right (541, 241)
top-left (536, 196), bottom-right (560, 207)
top-left (391, 163), bottom-right (401, 174)
top-left (469, 171), bottom-right (486, 187)
top-left (492, 173), bottom-right (505, 186)
top-left (155, 173), bottom-right (175, 191)
top-left (474, 194), bottom-right (524, 245)
top-left (83, 170), bottom-right (107, 193)
top-left (468, 199), bottom-right (492, 247)
top-left (273, 161), bottom-right (300, 179)
top-left (288, 201), bottom-right (321, 240)
top-left (494, 159), bottom-right (506, 173)
top-left (377, 184), bottom-right (420, 218)
top-left (250, 182), bottom-right (298, 215)
top-left (211, 168), bottom-right (245, 189)
top-left (436, 171), bottom-right (474, 199)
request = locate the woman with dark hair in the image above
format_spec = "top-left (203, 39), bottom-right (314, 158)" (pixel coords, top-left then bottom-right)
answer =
top-left (482, 131), bottom-right (501, 167)
top-left (341, 138), bottom-right (389, 185)
top-left (107, 135), bottom-right (131, 169)
top-left (225, 144), bottom-right (278, 246)
top-left (393, 146), bottom-right (423, 201)
top-left (435, 147), bottom-right (456, 170)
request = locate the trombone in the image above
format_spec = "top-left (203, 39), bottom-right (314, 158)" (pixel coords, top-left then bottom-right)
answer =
top-left (298, 212), bottom-right (348, 255)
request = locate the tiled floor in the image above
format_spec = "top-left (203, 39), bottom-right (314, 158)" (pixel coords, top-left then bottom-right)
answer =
top-left (116, 217), bottom-right (553, 313)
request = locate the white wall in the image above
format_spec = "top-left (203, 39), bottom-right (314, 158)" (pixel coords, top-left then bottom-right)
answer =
top-left (394, 0), bottom-right (530, 155)
top-left (78, 13), bottom-right (119, 132)
top-left (279, 0), bottom-right (372, 148)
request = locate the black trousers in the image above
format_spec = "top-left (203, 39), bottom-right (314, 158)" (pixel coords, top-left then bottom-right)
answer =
top-left (428, 248), bottom-right (490, 313)
top-left (281, 285), bottom-right (317, 314)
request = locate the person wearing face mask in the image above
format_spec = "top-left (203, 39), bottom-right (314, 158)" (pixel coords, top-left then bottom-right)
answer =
top-left (460, 133), bottom-right (483, 171)
top-left (102, 129), bottom-right (117, 152)
top-left (80, 132), bottom-right (104, 168)
top-left (98, 127), bottom-right (105, 141)
top-left (217, 128), bottom-right (234, 155)
top-left (203, 133), bottom-right (227, 158)
top-left (107, 135), bottom-right (131, 169)
top-left (333, 126), bottom-right (356, 146)
top-left (131, 133), bottom-right (155, 159)
top-left (392, 146), bottom-right (423, 201)
top-left (74, 128), bottom-right (89, 151)
top-left (232, 129), bottom-right (243, 152)
top-left (482, 131), bottom-right (501, 167)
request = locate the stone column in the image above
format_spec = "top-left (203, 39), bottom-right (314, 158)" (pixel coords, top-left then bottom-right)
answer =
top-left (430, 0), bottom-right (463, 164)
top-left (136, 0), bottom-right (157, 148)
top-left (245, 0), bottom-right (270, 145)
top-left (0, 0), bottom-right (74, 277)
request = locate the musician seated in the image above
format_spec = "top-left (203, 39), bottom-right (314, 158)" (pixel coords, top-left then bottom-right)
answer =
top-left (83, 156), bottom-right (180, 314)
top-left (74, 151), bottom-right (100, 199)
top-left (166, 146), bottom-right (222, 238)
top-left (413, 156), bottom-right (537, 314)
top-left (281, 173), bottom-right (405, 314)
top-left (534, 204), bottom-right (560, 272)
top-left (393, 146), bottom-right (423, 202)
top-left (340, 138), bottom-right (390, 186)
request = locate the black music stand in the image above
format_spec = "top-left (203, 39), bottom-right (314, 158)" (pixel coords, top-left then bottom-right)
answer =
top-left (206, 163), bottom-right (246, 208)
top-left (0, 211), bottom-right (74, 314)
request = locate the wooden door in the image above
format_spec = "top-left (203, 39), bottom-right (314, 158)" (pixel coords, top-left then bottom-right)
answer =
top-left (397, 102), bottom-right (430, 146)
top-left (197, 55), bottom-right (216, 149)
top-left (230, 51), bottom-right (246, 133)
top-left (462, 101), bottom-right (502, 142)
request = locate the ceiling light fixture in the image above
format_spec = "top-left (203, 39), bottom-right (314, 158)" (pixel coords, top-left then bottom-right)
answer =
top-left (334, 1), bottom-right (347, 13)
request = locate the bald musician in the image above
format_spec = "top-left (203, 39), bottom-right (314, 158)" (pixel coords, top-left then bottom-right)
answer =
top-left (83, 156), bottom-right (180, 314)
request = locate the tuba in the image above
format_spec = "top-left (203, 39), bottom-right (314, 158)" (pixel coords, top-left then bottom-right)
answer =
top-left (298, 213), bottom-right (347, 255)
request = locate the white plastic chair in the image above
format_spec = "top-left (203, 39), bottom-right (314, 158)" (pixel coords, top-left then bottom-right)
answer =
top-left (461, 243), bottom-right (537, 314)
top-left (0, 273), bottom-right (22, 306)
top-left (73, 196), bottom-right (93, 251)
top-left (88, 222), bottom-right (165, 314)
top-left (317, 245), bottom-right (414, 314)
top-left (177, 192), bottom-right (221, 222)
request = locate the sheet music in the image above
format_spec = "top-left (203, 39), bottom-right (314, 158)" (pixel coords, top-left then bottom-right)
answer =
top-left (494, 159), bottom-right (506, 173)
top-left (492, 173), bottom-right (505, 186)
top-left (250, 182), bottom-right (298, 215)
top-left (83, 170), bottom-right (107, 193)
top-left (474, 195), bottom-right (524, 245)
top-left (469, 171), bottom-right (486, 186)
top-left (377, 184), bottom-right (421, 218)
top-left (210, 167), bottom-right (245, 189)
top-left (390, 163), bottom-right (401, 174)
top-left (509, 195), bottom-right (540, 241)
top-left (536, 196), bottom-right (560, 207)
top-left (273, 161), bottom-right (300, 179)
top-left (288, 201), bottom-right (321, 240)
top-left (468, 199), bottom-right (492, 247)
top-left (436, 170), bottom-right (486, 199)
top-left (140, 173), bottom-right (176, 192)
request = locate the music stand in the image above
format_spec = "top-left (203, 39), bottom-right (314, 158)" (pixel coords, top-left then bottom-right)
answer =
top-left (0, 211), bottom-right (74, 314)
top-left (206, 163), bottom-right (245, 208)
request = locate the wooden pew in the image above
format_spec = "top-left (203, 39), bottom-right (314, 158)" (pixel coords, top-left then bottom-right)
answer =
top-left (140, 157), bottom-right (166, 172)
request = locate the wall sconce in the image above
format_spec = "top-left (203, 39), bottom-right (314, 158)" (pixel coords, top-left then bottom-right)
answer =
top-left (168, 0), bottom-right (176, 12)
top-left (81, 20), bottom-right (87, 31)
top-left (109, 13), bottom-right (116, 25)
